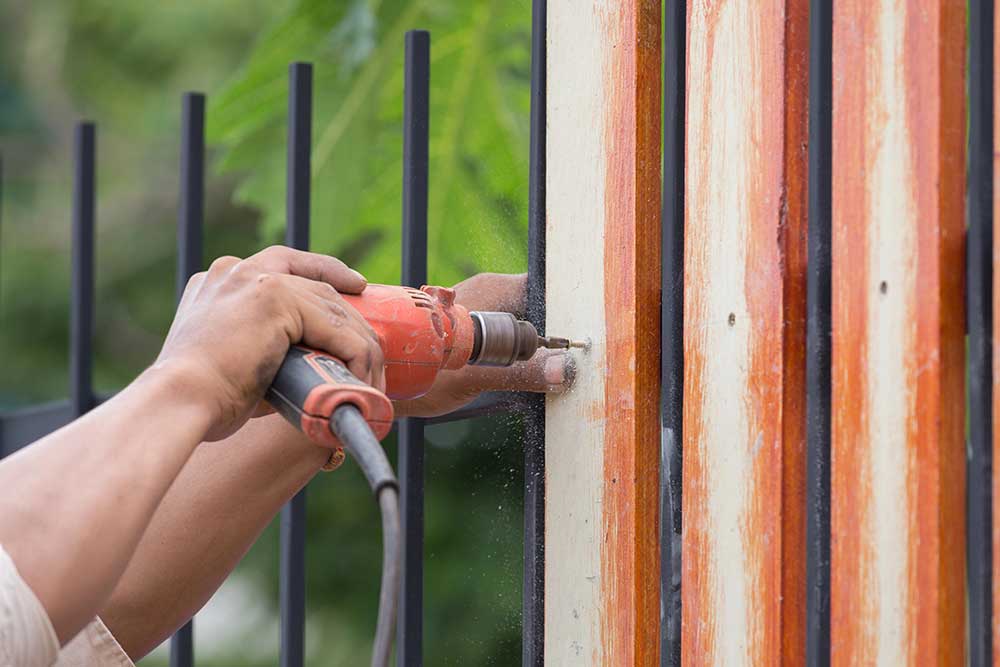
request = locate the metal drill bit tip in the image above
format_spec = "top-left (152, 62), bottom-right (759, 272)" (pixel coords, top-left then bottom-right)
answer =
top-left (539, 336), bottom-right (589, 350)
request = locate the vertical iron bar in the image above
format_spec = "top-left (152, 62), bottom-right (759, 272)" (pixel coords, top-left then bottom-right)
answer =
top-left (968, 1), bottom-right (994, 664)
top-left (397, 29), bottom-right (430, 667)
top-left (71, 123), bottom-right (95, 418)
top-left (0, 153), bottom-right (3, 328)
top-left (0, 153), bottom-right (4, 388)
top-left (523, 1), bottom-right (546, 664)
top-left (806, 0), bottom-right (833, 665)
top-left (660, 2), bottom-right (685, 666)
top-left (169, 91), bottom-right (205, 667)
top-left (169, 625), bottom-right (193, 667)
top-left (176, 92), bottom-right (205, 300)
top-left (280, 62), bottom-right (312, 667)
top-left (0, 153), bottom-right (3, 459)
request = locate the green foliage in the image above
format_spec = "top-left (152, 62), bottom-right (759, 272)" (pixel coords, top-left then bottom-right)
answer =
top-left (2, 1), bottom-right (535, 663)
top-left (209, 0), bottom-right (533, 286)
top-left (0, 0), bottom-right (289, 404)
top-left (201, 3), bottom-right (537, 662)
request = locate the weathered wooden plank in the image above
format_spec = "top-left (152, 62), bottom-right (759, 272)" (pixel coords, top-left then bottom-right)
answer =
top-left (831, 2), bottom-right (966, 665)
top-left (545, 1), bottom-right (661, 664)
top-left (681, 1), bottom-right (809, 664)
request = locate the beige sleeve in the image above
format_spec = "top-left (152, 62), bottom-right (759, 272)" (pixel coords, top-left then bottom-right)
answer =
top-left (0, 543), bottom-right (134, 667)
top-left (0, 543), bottom-right (59, 667)
top-left (53, 617), bottom-right (134, 667)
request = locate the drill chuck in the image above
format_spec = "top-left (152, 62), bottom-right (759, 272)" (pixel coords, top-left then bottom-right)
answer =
top-left (468, 311), bottom-right (541, 366)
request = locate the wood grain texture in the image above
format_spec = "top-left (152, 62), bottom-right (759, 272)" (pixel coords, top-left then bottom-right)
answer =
top-left (545, 1), bottom-right (661, 664)
top-left (831, 1), bottom-right (966, 665)
top-left (681, 1), bottom-right (808, 664)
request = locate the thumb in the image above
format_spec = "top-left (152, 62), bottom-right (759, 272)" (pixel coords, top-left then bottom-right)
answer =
top-left (455, 349), bottom-right (576, 395)
top-left (392, 350), bottom-right (576, 419)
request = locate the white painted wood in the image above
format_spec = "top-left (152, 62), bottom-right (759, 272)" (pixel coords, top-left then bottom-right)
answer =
top-left (543, 3), bottom-right (661, 663)
top-left (544, 1), bottom-right (607, 662)
top-left (864, 5), bottom-right (916, 661)
top-left (684, 2), bottom-right (759, 660)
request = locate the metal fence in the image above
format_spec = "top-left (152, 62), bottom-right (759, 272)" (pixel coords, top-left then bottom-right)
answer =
top-left (6, 0), bottom-right (995, 665)
top-left (659, 0), bottom-right (994, 665)
top-left (0, 3), bottom-right (548, 665)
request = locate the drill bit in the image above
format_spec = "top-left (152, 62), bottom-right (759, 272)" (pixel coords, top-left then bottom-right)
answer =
top-left (539, 336), bottom-right (589, 350)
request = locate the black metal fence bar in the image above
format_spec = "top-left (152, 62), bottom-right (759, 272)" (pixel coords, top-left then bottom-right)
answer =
top-left (177, 92), bottom-right (205, 299)
top-left (805, 1), bottom-right (833, 666)
top-left (0, 14), bottom-right (549, 665)
top-left (397, 29), bottom-right (430, 667)
top-left (279, 62), bottom-right (312, 667)
top-left (169, 90), bottom-right (205, 667)
top-left (522, 2), bottom-right (546, 665)
top-left (968, 1), bottom-right (994, 664)
top-left (0, 153), bottom-right (3, 322)
top-left (660, 2), bottom-right (685, 666)
top-left (71, 122), bottom-right (96, 418)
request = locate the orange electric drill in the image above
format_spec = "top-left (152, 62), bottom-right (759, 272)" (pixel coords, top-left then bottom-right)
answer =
top-left (265, 283), bottom-right (584, 449)
top-left (264, 284), bottom-right (584, 664)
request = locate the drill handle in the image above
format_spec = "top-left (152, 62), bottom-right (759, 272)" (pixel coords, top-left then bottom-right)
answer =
top-left (266, 346), bottom-right (395, 449)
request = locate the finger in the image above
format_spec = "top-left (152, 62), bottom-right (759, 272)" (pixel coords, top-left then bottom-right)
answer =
top-left (285, 276), bottom-right (384, 363)
top-left (452, 273), bottom-right (528, 314)
top-left (248, 246), bottom-right (367, 294)
top-left (442, 349), bottom-right (575, 395)
top-left (207, 255), bottom-right (241, 277)
top-left (294, 277), bottom-right (381, 342)
top-left (287, 276), bottom-right (353, 321)
top-left (176, 271), bottom-right (207, 308)
top-left (250, 400), bottom-right (275, 418)
top-left (371, 340), bottom-right (386, 392)
top-left (282, 276), bottom-right (385, 390)
top-left (294, 297), bottom-right (383, 386)
top-left (392, 351), bottom-right (573, 418)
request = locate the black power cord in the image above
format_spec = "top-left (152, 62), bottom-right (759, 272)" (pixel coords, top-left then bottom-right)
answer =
top-left (329, 405), bottom-right (400, 667)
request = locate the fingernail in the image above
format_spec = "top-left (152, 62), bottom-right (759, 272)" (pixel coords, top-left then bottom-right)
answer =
top-left (544, 353), bottom-right (573, 386)
top-left (350, 269), bottom-right (367, 284)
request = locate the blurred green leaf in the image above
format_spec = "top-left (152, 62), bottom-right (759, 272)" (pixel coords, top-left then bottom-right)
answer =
top-left (209, 0), bottom-right (533, 286)
top-left (3, 1), bottom-right (534, 663)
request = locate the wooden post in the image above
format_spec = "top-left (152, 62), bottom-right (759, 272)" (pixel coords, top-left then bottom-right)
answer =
top-left (681, 1), bottom-right (809, 664)
top-left (544, 0), bottom-right (661, 664)
top-left (831, 2), bottom-right (966, 665)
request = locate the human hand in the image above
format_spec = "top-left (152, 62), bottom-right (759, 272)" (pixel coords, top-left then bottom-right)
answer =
top-left (155, 246), bottom-right (384, 441)
top-left (393, 273), bottom-right (574, 418)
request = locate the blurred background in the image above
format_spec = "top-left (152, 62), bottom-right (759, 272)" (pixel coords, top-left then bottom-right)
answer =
top-left (0, 0), bottom-right (535, 663)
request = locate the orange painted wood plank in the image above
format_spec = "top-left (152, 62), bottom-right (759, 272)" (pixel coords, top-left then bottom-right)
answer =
top-left (681, 1), bottom-right (809, 664)
top-left (544, 0), bottom-right (661, 664)
top-left (831, 2), bottom-right (966, 665)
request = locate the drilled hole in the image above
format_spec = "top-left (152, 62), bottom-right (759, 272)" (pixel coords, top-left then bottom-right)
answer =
top-left (879, 281), bottom-right (888, 295)
top-left (727, 313), bottom-right (736, 327)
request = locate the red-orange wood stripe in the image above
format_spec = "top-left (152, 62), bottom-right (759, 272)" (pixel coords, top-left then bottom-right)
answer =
top-left (682, 1), bottom-right (808, 664)
top-left (831, 2), bottom-right (966, 665)
top-left (600, 1), bottom-right (662, 664)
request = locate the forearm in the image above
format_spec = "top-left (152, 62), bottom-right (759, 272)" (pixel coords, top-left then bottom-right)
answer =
top-left (0, 364), bottom-right (212, 644)
top-left (100, 414), bottom-right (329, 659)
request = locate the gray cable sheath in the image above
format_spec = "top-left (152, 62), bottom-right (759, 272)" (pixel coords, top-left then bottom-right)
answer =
top-left (374, 487), bottom-right (400, 667)
top-left (329, 405), bottom-right (400, 667)
top-left (331, 404), bottom-right (398, 495)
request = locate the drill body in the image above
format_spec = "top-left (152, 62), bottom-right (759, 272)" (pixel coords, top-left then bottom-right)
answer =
top-left (341, 284), bottom-right (474, 400)
top-left (267, 283), bottom-right (571, 450)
